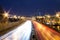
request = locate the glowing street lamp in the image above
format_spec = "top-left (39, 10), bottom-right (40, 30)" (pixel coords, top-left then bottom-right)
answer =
top-left (13, 15), bottom-right (17, 19)
top-left (3, 12), bottom-right (9, 18)
top-left (47, 15), bottom-right (50, 18)
top-left (56, 14), bottom-right (59, 17)
top-left (56, 12), bottom-right (60, 17)
top-left (18, 16), bottom-right (20, 18)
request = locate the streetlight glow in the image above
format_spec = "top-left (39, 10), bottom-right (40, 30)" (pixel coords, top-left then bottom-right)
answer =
top-left (47, 15), bottom-right (50, 18)
top-left (56, 14), bottom-right (59, 17)
top-left (13, 15), bottom-right (17, 19)
top-left (3, 12), bottom-right (9, 18)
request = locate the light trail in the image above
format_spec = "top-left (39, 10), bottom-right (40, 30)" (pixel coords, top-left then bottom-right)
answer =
top-left (0, 20), bottom-right (32, 40)
top-left (33, 21), bottom-right (60, 40)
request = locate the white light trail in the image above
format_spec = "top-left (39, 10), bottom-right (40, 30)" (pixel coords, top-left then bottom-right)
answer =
top-left (0, 20), bottom-right (32, 40)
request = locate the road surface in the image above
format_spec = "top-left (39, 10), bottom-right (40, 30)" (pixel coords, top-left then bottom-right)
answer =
top-left (33, 21), bottom-right (60, 40)
top-left (0, 20), bottom-right (60, 40)
top-left (0, 20), bottom-right (32, 40)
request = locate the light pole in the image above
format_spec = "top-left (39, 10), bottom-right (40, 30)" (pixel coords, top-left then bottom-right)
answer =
top-left (3, 11), bottom-right (9, 23)
top-left (3, 11), bottom-right (9, 18)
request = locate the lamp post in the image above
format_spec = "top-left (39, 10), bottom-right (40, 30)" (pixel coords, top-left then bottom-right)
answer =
top-left (2, 11), bottom-right (9, 23)
top-left (56, 14), bottom-right (59, 18)
top-left (3, 11), bottom-right (9, 18)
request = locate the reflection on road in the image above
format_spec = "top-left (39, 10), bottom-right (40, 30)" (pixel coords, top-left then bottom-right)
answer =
top-left (1, 20), bottom-right (32, 40)
top-left (33, 21), bottom-right (60, 40)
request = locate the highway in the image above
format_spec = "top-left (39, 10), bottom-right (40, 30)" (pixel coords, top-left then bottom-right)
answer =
top-left (0, 20), bottom-right (60, 40)
top-left (0, 20), bottom-right (32, 40)
top-left (33, 21), bottom-right (60, 40)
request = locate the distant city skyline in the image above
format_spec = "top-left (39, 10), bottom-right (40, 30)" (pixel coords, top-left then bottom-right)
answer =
top-left (0, 0), bottom-right (60, 16)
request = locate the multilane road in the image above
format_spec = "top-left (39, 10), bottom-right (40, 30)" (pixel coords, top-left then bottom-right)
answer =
top-left (0, 20), bottom-right (32, 40)
top-left (0, 20), bottom-right (60, 40)
top-left (33, 21), bottom-right (60, 40)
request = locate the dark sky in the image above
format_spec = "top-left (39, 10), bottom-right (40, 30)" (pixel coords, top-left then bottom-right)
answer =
top-left (0, 0), bottom-right (60, 16)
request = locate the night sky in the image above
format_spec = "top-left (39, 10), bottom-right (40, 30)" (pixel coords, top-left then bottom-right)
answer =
top-left (0, 0), bottom-right (60, 16)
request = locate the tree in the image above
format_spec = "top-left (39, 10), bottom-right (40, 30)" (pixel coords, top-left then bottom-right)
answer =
top-left (0, 6), bottom-right (4, 13)
top-left (0, 6), bottom-right (4, 22)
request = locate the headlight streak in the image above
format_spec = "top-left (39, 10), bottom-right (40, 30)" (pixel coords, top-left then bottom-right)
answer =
top-left (1, 20), bottom-right (32, 40)
top-left (33, 21), bottom-right (60, 40)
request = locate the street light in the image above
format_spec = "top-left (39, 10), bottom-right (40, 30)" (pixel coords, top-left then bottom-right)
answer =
top-left (13, 15), bottom-right (17, 19)
top-left (56, 14), bottom-right (59, 17)
top-left (3, 12), bottom-right (9, 18)
top-left (45, 15), bottom-right (50, 18)
top-left (47, 15), bottom-right (50, 18)
top-left (56, 12), bottom-right (60, 17)
top-left (21, 16), bottom-right (25, 19)
top-left (18, 16), bottom-right (20, 18)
